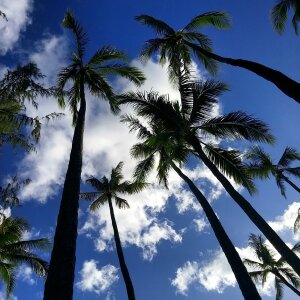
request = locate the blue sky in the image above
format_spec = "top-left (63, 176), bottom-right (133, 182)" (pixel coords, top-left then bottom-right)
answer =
top-left (0, 0), bottom-right (300, 299)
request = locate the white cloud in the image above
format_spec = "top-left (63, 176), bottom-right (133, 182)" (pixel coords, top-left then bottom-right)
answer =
top-left (268, 201), bottom-right (300, 241)
top-left (0, 0), bottom-right (33, 54)
top-left (193, 218), bottom-right (208, 232)
top-left (16, 265), bottom-right (35, 285)
top-left (171, 246), bottom-right (276, 297)
top-left (76, 260), bottom-right (118, 295)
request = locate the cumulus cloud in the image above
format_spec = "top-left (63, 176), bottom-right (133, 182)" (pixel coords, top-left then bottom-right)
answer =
top-left (193, 217), bottom-right (208, 232)
top-left (268, 201), bottom-right (300, 241)
top-left (0, 0), bottom-right (33, 54)
top-left (76, 260), bottom-right (118, 295)
top-left (171, 246), bottom-right (276, 297)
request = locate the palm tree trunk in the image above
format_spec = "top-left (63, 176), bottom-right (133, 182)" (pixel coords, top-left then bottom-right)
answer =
top-left (274, 271), bottom-right (300, 297)
top-left (170, 162), bottom-right (261, 300)
top-left (185, 41), bottom-right (300, 105)
top-left (108, 196), bottom-right (136, 300)
top-left (281, 174), bottom-right (300, 194)
top-left (44, 76), bottom-right (86, 300)
top-left (190, 137), bottom-right (300, 278)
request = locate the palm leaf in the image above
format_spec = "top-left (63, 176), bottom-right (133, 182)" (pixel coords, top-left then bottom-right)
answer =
top-left (271, 0), bottom-right (294, 34)
top-left (62, 10), bottom-right (87, 59)
top-left (89, 193), bottom-right (109, 211)
top-left (88, 46), bottom-right (126, 66)
top-left (202, 143), bottom-right (257, 194)
top-left (183, 11), bottom-right (231, 31)
top-left (199, 111), bottom-right (275, 144)
top-left (275, 277), bottom-right (284, 300)
top-left (135, 15), bottom-right (175, 36)
top-left (294, 208), bottom-right (300, 234)
top-left (133, 154), bottom-right (155, 182)
top-left (277, 147), bottom-right (300, 168)
top-left (115, 196), bottom-right (130, 209)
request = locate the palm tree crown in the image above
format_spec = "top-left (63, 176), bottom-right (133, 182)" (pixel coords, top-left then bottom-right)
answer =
top-left (271, 0), bottom-right (300, 34)
top-left (135, 13), bottom-right (230, 82)
top-left (81, 162), bottom-right (146, 211)
top-left (244, 234), bottom-right (300, 300)
top-left (0, 215), bottom-right (50, 298)
top-left (120, 79), bottom-right (274, 194)
top-left (245, 146), bottom-right (300, 197)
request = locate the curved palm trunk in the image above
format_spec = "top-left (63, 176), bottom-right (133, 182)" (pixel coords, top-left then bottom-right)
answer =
top-left (281, 174), bottom-right (300, 194)
top-left (190, 137), bottom-right (300, 277)
top-left (171, 162), bottom-right (261, 299)
top-left (185, 41), bottom-right (300, 105)
top-left (274, 271), bottom-right (300, 297)
top-left (108, 196), bottom-right (135, 300)
top-left (44, 77), bottom-right (86, 300)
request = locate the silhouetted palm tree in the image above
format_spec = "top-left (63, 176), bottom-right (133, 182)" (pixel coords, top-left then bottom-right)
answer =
top-left (0, 215), bottom-right (50, 298)
top-left (80, 162), bottom-right (146, 300)
top-left (271, 0), bottom-right (300, 34)
top-left (244, 234), bottom-right (300, 299)
top-left (122, 114), bottom-right (261, 299)
top-left (43, 11), bottom-right (145, 300)
top-left (119, 79), bottom-right (300, 277)
top-left (136, 14), bottom-right (300, 104)
top-left (246, 146), bottom-right (300, 197)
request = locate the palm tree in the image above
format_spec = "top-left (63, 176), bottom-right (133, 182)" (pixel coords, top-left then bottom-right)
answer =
top-left (80, 162), bottom-right (146, 300)
top-left (119, 79), bottom-right (300, 277)
top-left (245, 146), bottom-right (300, 197)
top-left (271, 0), bottom-right (300, 34)
top-left (0, 63), bottom-right (59, 151)
top-left (244, 234), bottom-right (300, 299)
top-left (136, 14), bottom-right (300, 105)
top-left (0, 215), bottom-right (50, 298)
top-left (122, 114), bottom-right (261, 299)
top-left (43, 11), bottom-right (145, 300)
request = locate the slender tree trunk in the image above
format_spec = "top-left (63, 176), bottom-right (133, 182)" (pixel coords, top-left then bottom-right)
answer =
top-left (190, 137), bottom-right (300, 277)
top-left (185, 41), bottom-right (300, 105)
top-left (170, 162), bottom-right (261, 300)
top-left (108, 196), bottom-right (135, 300)
top-left (44, 76), bottom-right (86, 300)
top-left (281, 174), bottom-right (300, 194)
top-left (274, 271), bottom-right (300, 297)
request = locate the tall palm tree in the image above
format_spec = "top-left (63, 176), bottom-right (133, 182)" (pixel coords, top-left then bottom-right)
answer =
top-left (0, 215), bottom-right (50, 298)
top-left (271, 0), bottom-right (300, 34)
top-left (245, 146), bottom-right (300, 197)
top-left (244, 234), bottom-right (300, 299)
top-left (122, 115), bottom-right (261, 299)
top-left (80, 162), bottom-right (146, 300)
top-left (43, 11), bottom-right (145, 300)
top-left (119, 79), bottom-right (300, 277)
top-left (136, 14), bottom-right (300, 105)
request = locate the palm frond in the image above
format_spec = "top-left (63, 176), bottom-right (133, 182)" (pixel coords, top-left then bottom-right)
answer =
top-left (248, 270), bottom-right (264, 282)
top-left (133, 155), bottom-right (155, 182)
top-left (3, 238), bottom-right (50, 252)
top-left (202, 143), bottom-right (257, 194)
top-left (89, 193), bottom-right (109, 211)
top-left (115, 196), bottom-right (130, 209)
top-left (135, 15), bottom-right (175, 36)
top-left (0, 262), bottom-right (15, 298)
top-left (285, 167), bottom-right (300, 178)
top-left (271, 0), bottom-right (294, 34)
top-left (183, 11), bottom-right (231, 31)
top-left (121, 114), bottom-right (152, 140)
top-left (244, 146), bottom-right (273, 179)
top-left (278, 147), bottom-right (300, 168)
top-left (187, 80), bottom-right (228, 124)
top-left (275, 277), bottom-right (284, 300)
top-left (199, 111), bottom-right (275, 144)
top-left (294, 208), bottom-right (300, 234)
top-left (85, 177), bottom-right (106, 192)
top-left (62, 10), bottom-right (87, 59)
top-left (110, 162), bottom-right (125, 186)
top-left (98, 64), bottom-right (145, 86)
top-left (88, 46), bottom-right (126, 66)
top-left (275, 175), bottom-right (287, 197)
